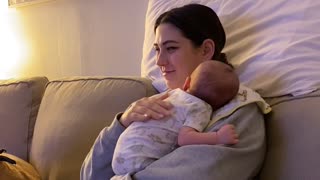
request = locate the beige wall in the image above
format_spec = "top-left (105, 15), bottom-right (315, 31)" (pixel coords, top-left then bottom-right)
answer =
top-left (14, 0), bottom-right (148, 79)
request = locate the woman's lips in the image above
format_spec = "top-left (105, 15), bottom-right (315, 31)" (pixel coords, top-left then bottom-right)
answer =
top-left (162, 70), bottom-right (173, 75)
top-left (162, 70), bottom-right (175, 78)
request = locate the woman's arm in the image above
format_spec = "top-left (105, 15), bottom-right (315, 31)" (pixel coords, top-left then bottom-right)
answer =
top-left (81, 93), bottom-right (173, 180)
top-left (177, 124), bottom-right (239, 146)
top-left (80, 114), bottom-right (125, 180)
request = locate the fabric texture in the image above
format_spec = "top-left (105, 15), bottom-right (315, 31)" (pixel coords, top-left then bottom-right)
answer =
top-left (260, 90), bottom-right (320, 180)
top-left (134, 103), bottom-right (266, 180)
top-left (142, 0), bottom-right (320, 97)
top-left (112, 89), bottom-right (212, 175)
top-left (81, 102), bottom-right (266, 180)
top-left (208, 84), bottom-right (271, 127)
top-left (0, 152), bottom-right (41, 180)
top-left (81, 84), bottom-right (268, 180)
top-left (29, 76), bottom-right (157, 180)
top-left (0, 77), bottom-right (48, 161)
top-left (81, 115), bottom-right (126, 180)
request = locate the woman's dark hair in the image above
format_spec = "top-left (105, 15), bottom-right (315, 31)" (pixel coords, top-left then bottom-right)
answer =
top-left (154, 4), bottom-right (231, 67)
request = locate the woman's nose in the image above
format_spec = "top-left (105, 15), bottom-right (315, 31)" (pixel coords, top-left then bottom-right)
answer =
top-left (156, 51), bottom-right (168, 66)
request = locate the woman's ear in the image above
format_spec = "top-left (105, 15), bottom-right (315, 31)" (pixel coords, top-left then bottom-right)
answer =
top-left (201, 39), bottom-right (215, 60)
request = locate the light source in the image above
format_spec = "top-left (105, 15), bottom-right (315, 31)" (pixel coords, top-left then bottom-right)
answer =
top-left (0, 1), bottom-right (27, 79)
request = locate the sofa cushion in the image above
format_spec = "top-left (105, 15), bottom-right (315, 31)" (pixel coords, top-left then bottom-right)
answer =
top-left (0, 77), bottom-right (48, 161)
top-left (29, 76), bottom-right (157, 180)
top-left (0, 151), bottom-right (41, 180)
top-left (260, 90), bottom-right (320, 180)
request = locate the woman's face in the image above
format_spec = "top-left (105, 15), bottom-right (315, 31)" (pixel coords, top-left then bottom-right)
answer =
top-left (154, 23), bottom-right (206, 89)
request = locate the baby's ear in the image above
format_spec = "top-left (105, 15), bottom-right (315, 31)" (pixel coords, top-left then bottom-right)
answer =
top-left (183, 76), bottom-right (191, 91)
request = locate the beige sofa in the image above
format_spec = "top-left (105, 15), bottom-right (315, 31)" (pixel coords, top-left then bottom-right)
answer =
top-left (0, 76), bottom-right (319, 180)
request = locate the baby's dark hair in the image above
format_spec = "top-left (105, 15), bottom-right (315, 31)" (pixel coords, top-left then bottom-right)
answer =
top-left (189, 61), bottom-right (239, 110)
top-left (154, 4), bottom-right (231, 67)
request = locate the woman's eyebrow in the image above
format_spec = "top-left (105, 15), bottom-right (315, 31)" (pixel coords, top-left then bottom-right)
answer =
top-left (154, 40), bottom-right (179, 47)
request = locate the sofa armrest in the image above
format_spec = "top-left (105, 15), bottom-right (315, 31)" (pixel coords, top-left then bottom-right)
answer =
top-left (0, 77), bottom-right (48, 161)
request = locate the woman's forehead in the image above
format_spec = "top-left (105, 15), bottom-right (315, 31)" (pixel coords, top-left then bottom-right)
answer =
top-left (154, 24), bottom-right (184, 45)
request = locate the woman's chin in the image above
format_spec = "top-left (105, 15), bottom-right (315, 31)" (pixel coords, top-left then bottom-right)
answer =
top-left (165, 81), bottom-right (174, 90)
top-left (165, 81), bottom-right (180, 90)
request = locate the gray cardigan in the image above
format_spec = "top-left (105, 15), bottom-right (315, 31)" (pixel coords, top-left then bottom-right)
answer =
top-left (80, 103), bottom-right (265, 180)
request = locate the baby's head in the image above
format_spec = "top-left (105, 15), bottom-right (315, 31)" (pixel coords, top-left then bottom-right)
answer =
top-left (183, 61), bottom-right (239, 110)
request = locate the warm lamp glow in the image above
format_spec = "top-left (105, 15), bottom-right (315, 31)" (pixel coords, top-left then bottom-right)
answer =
top-left (0, 2), bottom-right (28, 79)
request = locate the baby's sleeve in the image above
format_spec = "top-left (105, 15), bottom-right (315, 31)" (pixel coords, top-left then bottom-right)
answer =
top-left (183, 102), bottom-right (211, 132)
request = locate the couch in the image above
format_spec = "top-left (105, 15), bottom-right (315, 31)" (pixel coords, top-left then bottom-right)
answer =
top-left (2, 0), bottom-right (320, 179)
top-left (1, 76), bottom-right (320, 180)
top-left (0, 76), bottom-right (156, 180)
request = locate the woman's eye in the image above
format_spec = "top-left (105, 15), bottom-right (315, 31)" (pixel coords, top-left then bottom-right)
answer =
top-left (167, 47), bottom-right (177, 53)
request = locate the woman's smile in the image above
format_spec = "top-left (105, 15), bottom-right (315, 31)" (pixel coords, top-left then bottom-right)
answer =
top-left (162, 70), bottom-right (175, 79)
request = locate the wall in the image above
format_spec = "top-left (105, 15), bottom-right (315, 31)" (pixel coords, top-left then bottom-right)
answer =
top-left (14, 0), bottom-right (148, 79)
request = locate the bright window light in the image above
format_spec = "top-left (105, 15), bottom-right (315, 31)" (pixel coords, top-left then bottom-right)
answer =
top-left (0, 1), bottom-right (28, 79)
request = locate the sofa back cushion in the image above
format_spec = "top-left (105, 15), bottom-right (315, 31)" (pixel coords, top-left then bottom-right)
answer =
top-left (29, 77), bottom-right (157, 180)
top-left (261, 91), bottom-right (320, 180)
top-left (0, 77), bottom-right (48, 161)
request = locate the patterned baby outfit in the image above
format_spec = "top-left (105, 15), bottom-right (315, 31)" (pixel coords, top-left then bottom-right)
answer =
top-left (112, 88), bottom-right (212, 175)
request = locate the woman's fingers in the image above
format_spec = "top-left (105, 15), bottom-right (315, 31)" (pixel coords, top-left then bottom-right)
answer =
top-left (129, 111), bottom-right (151, 121)
top-left (120, 94), bottom-right (173, 127)
top-left (134, 99), bottom-right (172, 119)
top-left (149, 92), bottom-right (173, 112)
top-left (150, 91), bottom-right (169, 100)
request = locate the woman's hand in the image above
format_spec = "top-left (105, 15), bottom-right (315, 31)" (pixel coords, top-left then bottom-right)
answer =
top-left (120, 92), bottom-right (173, 127)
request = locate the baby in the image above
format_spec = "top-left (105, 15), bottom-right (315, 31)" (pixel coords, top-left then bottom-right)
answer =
top-left (112, 61), bottom-right (240, 176)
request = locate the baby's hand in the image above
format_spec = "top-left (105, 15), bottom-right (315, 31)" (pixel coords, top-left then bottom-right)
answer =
top-left (217, 124), bottom-right (239, 145)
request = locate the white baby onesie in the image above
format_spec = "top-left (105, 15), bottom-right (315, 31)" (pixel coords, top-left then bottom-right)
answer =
top-left (112, 88), bottom-right (212, 175)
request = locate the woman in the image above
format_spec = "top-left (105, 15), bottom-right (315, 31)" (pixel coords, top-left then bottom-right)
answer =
top-left (81, 4), bottom-right (266, 180)
top-left (121, 3), bottom-right (228, 127)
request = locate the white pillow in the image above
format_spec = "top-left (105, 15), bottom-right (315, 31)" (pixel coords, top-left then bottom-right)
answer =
top-left (142, 0), bottom-right (320, 97)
